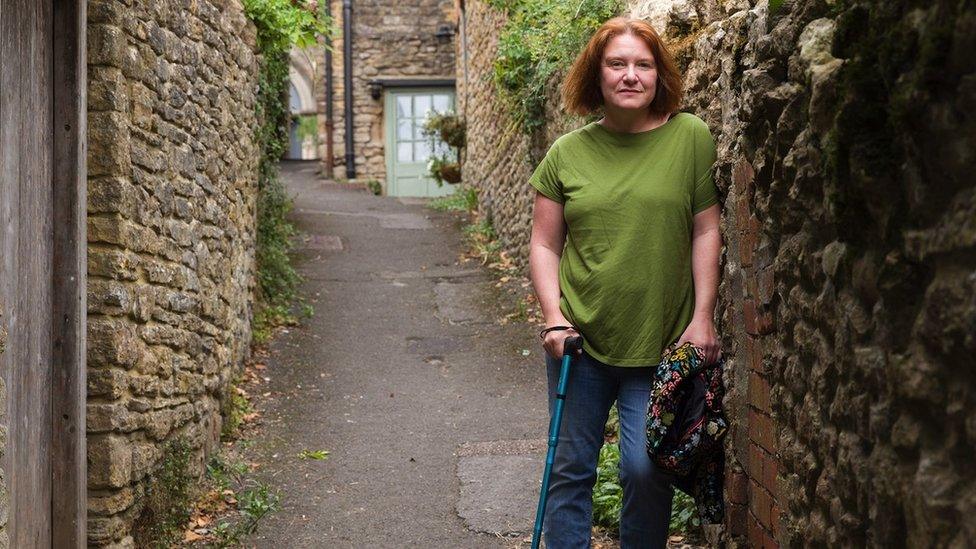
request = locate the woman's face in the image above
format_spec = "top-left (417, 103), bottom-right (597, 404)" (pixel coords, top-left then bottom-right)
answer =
top-left (599, 32), bottom-right (658, 113)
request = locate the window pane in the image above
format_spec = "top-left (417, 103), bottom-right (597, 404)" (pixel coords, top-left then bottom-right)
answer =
top-left (397, 95), bottom-right (412, 118)
top-left (398, 142), bottom-right (412, 162)
top-left (432, 94), bottom-right (450, 113)
top-left (415, 95), bottom-right (432, 119)
top-left (415, 140), bottom-right (431, 161)
top-left (398, 120), bottom-right (412, 140)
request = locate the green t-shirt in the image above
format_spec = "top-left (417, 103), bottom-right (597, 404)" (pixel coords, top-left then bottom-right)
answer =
top-left (529, 112), bottom-right (719, 366)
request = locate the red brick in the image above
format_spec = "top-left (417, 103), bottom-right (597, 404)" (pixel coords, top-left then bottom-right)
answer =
top-left (746, 269), bottom-right (759, 300)
top-left (757, 266), bottom-right (775, 306)
top-left (747, 442), bottom-right (764, 479)
top-left (749, 371), bottom-right (772, 413)
top-left (762, 452), bottom-right (779, 495)
top-left (727, 502), bottom-right (748, 537)
top-left (750, 482), bottom-right (774, 531)
top-left (740, 215), bottom-right (761, 268)
top-left (771, 504), bottom-right (782, 540)
top-left (727, 470), bottom-right (748, 504)
top-left (748, 336), bottom-right (766, 374)
top-left (756, 307), bottom-right (774, 335)
top-left (747, 511), bottom-right (765, 548)
top-left (744, 299), bottom-right (760, 335)
top-left (750, 410), bottom-right (777, 454)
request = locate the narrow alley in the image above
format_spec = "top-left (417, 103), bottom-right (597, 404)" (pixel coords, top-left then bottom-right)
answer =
top-left (244, 162), bottom-right (550, 547)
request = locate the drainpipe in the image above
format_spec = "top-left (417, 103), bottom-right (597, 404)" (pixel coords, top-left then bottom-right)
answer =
top-left (343, 0), bottom-right (356, 179)
top-left (324, 0), bottom-right (335, 178)
top-left (460, 0), bottom-right (468, 118)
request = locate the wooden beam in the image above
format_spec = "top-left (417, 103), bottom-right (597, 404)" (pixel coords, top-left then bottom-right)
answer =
top-left (51, 0), bottom-right (88, 546)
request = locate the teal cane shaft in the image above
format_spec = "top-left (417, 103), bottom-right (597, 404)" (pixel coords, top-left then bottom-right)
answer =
top-left (531, 351), bottom-right (573, 549)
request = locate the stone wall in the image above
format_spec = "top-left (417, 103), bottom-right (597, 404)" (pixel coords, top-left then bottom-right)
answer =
top-left (323, 0), bottom-right (457, 186)
top-left (455, 0), bottom-right (535, 263)
top-left (666, 0), bottom-right (975, 545)
top-left (85, 0), bottom-right (260, 545)
top-left (455, 0), bottom-right (583, 267)
top-left (459, 0), bottom-right (976, 545)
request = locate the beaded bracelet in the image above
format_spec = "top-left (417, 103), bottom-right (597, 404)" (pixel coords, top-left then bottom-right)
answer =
top-left (539, 325), bottom-right (576, 340)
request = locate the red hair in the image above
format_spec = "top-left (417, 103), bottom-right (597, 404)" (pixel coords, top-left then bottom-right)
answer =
top-left (561, 17), bottom-right (683, 117)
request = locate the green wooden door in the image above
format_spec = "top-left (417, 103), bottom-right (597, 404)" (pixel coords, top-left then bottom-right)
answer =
top-left (385, 88), bottom-right (457, 197)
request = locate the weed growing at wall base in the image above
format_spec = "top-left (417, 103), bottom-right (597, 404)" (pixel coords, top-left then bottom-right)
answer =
top-left (428, 185), bottom-right (478, 211)
top-left (132, 439), bottom-right (196, 548)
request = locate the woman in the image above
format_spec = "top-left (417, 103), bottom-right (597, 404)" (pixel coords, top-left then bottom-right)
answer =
top-left (527, 17), bottom-right (722, 549)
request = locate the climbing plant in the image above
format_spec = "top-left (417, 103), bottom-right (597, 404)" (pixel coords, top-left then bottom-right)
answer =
top-left (243, 0), bottom-right (332, 338)
top-left (489, 0), bottom-right (624, 134)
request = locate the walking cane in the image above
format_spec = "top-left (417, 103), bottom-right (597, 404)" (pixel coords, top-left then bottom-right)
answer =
top-left (532, 335), bottom-right (584, 549)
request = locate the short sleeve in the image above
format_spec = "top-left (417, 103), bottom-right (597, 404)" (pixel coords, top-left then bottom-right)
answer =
top-left (691, 120), bottom-right (719, 215)
top-left (528, 141), bottom-right (564, 204)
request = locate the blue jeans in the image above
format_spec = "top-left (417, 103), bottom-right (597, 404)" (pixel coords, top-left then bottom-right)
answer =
top-left (543, 350), bottom-right (678, 549)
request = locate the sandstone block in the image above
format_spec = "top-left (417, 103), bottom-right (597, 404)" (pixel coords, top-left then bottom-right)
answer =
top-left (88, 434), bottom-right (132, 489)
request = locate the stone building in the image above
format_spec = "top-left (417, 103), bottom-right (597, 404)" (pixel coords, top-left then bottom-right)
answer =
top-left (85, 0), bottom-right (261, 545)
top-left (319, 0), bottom-right (459, 196)
top-left (456, 0), bottom-right (976, 546)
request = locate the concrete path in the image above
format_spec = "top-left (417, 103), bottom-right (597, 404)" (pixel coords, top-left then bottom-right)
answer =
top-left (245, 162), bottom-right (551, 548)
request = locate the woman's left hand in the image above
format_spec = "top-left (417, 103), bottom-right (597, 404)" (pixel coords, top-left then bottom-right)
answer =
top-left (675, 316), bottom-right (721, 365)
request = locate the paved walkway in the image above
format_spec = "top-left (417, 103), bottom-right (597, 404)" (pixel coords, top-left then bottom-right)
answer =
top-left (245, 162), bottom-right (550, 548)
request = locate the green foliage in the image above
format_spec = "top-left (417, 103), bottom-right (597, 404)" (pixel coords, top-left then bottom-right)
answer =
top-left (205, 454), bottom-right (281, 547)
top-left (592, 438), bottom-right (703, 537)
top-left (252, 302), bottom-right (299, 346)
top-left (463, 219), bottom-right (502, 265)
top-left (769, 0), bottom-right (784, 15)
top-left (221, 378), bottom-right (252, 440)
top-left (592, 442), bottom-right (623, 528)
top-left (669, 489), bottom-right (701, 534)
top-left (428, 185), bottom-right (479, 212)
top-left (132, 439), bottom-right (196, 548)
top-left (298, 449), bottom-right (331, 460)
top-left (244, 0), bottom-right (333, 335)
top-left (365, 179), bottom-right (383, 195)
top-left (421, 111), bottom-right (465, 186)
top-left (490, 0), bottom-right (623, 133)
top-left (295, 113), bottom-right (319, 142)
top-left (242, 0), bottom-right (330, 51)
top-left (422, 111), bottom-right (466, 149)
top-left (604, 402), bottom-right (619, 441)
top-left (426, 156), bottom-right (461, 186)
top-left (207, 454), bottom-right (250, 492)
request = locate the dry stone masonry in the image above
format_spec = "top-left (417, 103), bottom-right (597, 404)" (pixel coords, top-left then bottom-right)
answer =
top-left (85, 0), bottom-right (260, 545)
top-left (459, 0), bottom-right (976, 545)
top-left (455, 0), bottom-right (583, 268)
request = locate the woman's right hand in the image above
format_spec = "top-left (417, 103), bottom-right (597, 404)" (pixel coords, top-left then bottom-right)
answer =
top-left (542, 324), bottom-right (583, 360)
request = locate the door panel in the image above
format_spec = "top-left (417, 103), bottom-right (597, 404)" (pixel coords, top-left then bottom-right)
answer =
top-left (385, 88), bottom-right (457, 198)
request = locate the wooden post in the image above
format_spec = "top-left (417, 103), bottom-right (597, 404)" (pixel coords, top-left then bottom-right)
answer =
top-left (51, 0), bottom-right (87, 546)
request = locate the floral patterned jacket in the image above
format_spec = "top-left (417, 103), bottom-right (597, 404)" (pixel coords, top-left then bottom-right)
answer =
top-left (646, 341), bottom-right (728, 524)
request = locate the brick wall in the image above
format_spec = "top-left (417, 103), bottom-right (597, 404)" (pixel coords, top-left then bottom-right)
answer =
top-left (85, 0), bottom-right (260, 545)
top-left (323, 0), bottom-right (457, 186)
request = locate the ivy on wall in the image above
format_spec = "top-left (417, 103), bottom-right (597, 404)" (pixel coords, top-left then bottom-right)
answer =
top-left (488, 0), bottom-right (623, 134)
top-left (243, 0), bottom-right (332, 339)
